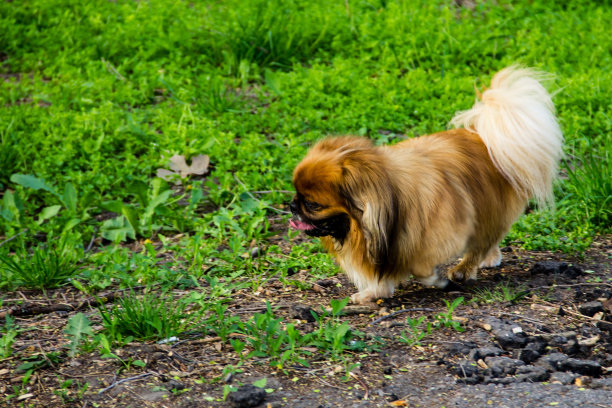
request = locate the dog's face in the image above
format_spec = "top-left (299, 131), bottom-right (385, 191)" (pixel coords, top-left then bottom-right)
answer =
top-left (290, 137), bottom-right (397, 267)
top-left (289, 151), bottom-right (351, 240)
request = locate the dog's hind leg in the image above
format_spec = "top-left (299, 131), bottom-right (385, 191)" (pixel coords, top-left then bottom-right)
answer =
top-left (479, 245), bottom-right (502, 268)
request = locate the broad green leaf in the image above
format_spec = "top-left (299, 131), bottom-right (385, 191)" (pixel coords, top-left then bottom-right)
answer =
top-left (37, 205), bottom-right (61, 224)
top-left (121, 204), bottom-right (141, 236)
top-left (65, 313), bottom-right (93, 357)
top-left (128, 180), bottom-right (149, 207)
top-left (1, 190), bottom-right (21, 223)
top-left (10, 174), bottom-right (59, 197)
top-left (63, 183), bottom-right (77, 213)
top-left (100, 200), bottom-right (124, 214)
top-left (101, 216), bottom-right (135, 242)
top-left (62, 218), bottom-right (81, 234)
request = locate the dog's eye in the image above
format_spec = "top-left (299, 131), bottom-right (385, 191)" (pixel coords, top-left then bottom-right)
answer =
top-left (304, 201), bottom-right (322, 212)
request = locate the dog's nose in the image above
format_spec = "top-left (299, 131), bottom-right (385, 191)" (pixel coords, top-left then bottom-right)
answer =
top-left (289, 200), bottom-right (299, 214)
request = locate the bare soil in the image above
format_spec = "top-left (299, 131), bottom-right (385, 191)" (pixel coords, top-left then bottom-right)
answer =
top-left (1, 233), bottom-right (611, 408)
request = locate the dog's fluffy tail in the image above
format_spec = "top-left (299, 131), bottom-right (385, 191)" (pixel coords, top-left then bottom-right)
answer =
top-left (450, 66), bottom-right (563, 207)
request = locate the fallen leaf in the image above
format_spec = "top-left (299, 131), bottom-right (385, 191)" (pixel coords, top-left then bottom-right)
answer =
top-left (169, 154), bottom-right (210, 177)
top-left (390, 400), bottom-right (410, 407)
top-left (157, 154), bottom-right (210, 182)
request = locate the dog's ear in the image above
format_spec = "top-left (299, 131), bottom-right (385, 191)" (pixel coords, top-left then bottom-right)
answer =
top-left (339, 147), bottom-right (396, 270)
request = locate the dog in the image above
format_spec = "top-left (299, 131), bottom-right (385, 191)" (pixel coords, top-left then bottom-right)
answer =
top-left (289, 66), bottom-right (563, 304)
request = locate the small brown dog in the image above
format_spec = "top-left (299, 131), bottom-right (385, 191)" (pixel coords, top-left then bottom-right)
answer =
top-left (289, 66), bottom-right (563, 304)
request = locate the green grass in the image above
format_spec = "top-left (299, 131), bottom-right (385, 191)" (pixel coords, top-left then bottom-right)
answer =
top-left (0, 245), bottom-right (79, 290)
top-left (0, 0), bottom-right (611, 364)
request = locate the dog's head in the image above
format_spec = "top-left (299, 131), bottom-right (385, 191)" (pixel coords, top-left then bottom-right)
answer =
top-left (290, 137), bottom-right (396, 266)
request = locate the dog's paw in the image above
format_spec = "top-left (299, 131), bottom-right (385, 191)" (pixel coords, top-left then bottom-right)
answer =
top-left (479, 247), bottom-right (502, 268)
top-left (350, 291), bottom-right (377, 305)
top-left (448, 265), bottom-right (477, 282)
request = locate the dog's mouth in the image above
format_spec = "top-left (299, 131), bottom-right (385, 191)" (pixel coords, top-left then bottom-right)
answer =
top-left (289, 214), bottom-right (350, 240)
top-left (289, 219), bottom-right (316, 231)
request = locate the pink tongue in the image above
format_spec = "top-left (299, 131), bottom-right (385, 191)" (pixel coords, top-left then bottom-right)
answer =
top-left (290, 219), bottom-right (315, 231)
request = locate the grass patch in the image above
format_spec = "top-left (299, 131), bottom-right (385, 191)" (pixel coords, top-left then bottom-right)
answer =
top-left (0, 245), bottom-right (78, 290)
top-left (99, 291), bottom-right (202, 342)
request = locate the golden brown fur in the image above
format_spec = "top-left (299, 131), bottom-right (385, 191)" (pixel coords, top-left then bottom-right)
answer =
top-left (290, 67), bottom-right (563, 304)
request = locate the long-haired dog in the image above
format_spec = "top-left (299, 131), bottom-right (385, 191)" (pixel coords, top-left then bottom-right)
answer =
top-left (289, 66), bottom-right (563, 304)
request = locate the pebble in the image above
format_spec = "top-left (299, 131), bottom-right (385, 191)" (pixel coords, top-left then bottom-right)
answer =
top-left (483, 356), bottom-right (525, 377)
top-left (537, 352), bottom-right (569, 371)
top-left (229, 385), bottom-right (266, 408)
top-left (550, 371), bottom-right (579, 385)
top-left (558, 358), bottom-right (602, 376)
top-left (578, 301), bottom-right (604, 317)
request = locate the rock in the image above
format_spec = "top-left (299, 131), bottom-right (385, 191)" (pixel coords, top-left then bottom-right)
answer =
top-left (546, 332), bottom-right (578, 355)
top-left (515, 365), bottom-right (549, 382)
top-left (515, 348), bottom-right (540, 364)
top-left (494, 329), bottom-right (528, 349)
top-left (550, 371), bottom-right (579, 385)
top-left (164, 379), bottom-right (185, 392)
top-left (290, 305), bottom-right (316, 322)
top-left (528, 262), bottom-right (582, 278)
top-left (250, 247), bottom-right (261, 258)
top-left (468, 346), bottom-right (503, 361)
top-left (484, 356), bottom-right (525, 377)
top-left (229, 385), bottom-right (266, 408)
top-left (579, 301), bottom-right (604, 317)
top-left (537, 353), bottom-right (569, 371)
top-left (453, 360), bottom-right (480, 378)
top-left (557, 358), bottom-right (602, 376)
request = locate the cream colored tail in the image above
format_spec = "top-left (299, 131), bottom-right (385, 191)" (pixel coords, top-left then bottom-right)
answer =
top-left (450, 66), bottom-right (563, 207)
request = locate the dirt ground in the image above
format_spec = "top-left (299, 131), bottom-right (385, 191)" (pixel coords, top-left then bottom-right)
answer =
top-left (1, 233), bottom-right (611, 408)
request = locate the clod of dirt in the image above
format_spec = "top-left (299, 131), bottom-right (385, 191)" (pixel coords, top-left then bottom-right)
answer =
top-left (537, 352), bottom-right (569, 371)
top-left (228, 385), bottom-right (266, 408)
top-left (290, 305), bottom-right (316, 322)
top-left (579, 301), bottom-right (605, 317)
top-left (483, 356), bottom-right (525, 377)
top-left (515, 347), bottom-right (541, 364)
top-left (468, 346), bottom-right (503, 361)
top-left (558, 358), bottom-right (603, 376)
top-left (494, 329), bottom-right (528, 349)
top-left (528, 261), bottom-right (583, 278)
top-left (515, 365), bottom-right (550, 382)
top-left (550, 371), bottom-right (580, 385)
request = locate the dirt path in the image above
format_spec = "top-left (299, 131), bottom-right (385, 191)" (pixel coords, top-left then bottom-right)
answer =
top-left (1, 237), bottom-right (611, 407)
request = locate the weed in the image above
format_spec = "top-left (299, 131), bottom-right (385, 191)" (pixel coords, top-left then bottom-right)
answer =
top-left (434, 297), bottom-right (465, 332)
top-left (99, 291), bottom-right (203, 342)
top-left (0, 315), bottom-right (19, 358)
top-left (399, 316), bottom-right (432, 347)
top-left (0, 244), bottom-right (78, 290)
top-left (470, 282), bottom-right (530, 305)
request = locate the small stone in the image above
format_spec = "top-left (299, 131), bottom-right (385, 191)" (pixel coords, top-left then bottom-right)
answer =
top-left (550, 371), bottom-right (579, 385)
top-left (515, 365), bottom-right (549, 382)
top-left (578, 301), bottom-right (604, 317)
top-left (290, 305), bottom-right (316, 322)
top-left (494, 330), bottom-right (528, 349)
top-left (229, 385), bottom-right (266, 408)
top-left (453, 360), bottom-right (480, 378)
top-left (537, 353), bottom-right (569, 371)
top-left (484, 356), bottom-right (525, 377)
top-left (250, 247), bottom-right (261, 258)
top-left (529, 261), bottom-right (568, 275)
top-left (558, 358), bottom-right (602, 376)
top-left (165, 379), bottom-right (185, 392)
top-left (468, 346), bottom-right (503, 361)
top-left (515, 348), bottom-right (540, 364)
